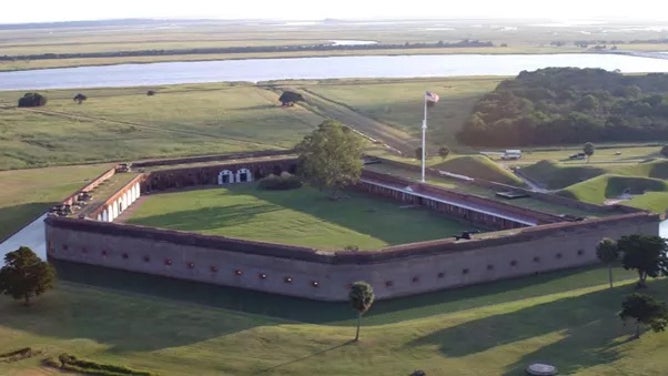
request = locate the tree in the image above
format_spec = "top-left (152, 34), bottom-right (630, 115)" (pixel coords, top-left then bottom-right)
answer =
top-left (296, 120), bottom-right (363, 197)
top-left (73, 93), bottom-right (87, 104)
top-left (438, 146), bottom-right (450, 160)
top-left (415, 147), bottom-right (424, 161)
top-left (278, 91), bottom-right (304, 107)
top-left (583, 142), bottom-right (595, 162)
top-left (619, 293), bottom-right (668, 339)
top-left (17, 93), bottom-right (47, 108)
top-left (618, 234), bottom-right (668, 288)
top-left (596, 237), bottom-right (619, 288)
top-left (660, 144), bottom-right (668, 158)
top-left (0, 246), bottom-right (56, 305)
top-left (349, 281), bottom-right (375, 341)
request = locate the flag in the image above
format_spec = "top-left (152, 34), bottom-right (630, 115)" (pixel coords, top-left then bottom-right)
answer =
top-left (425, 91), bottom-right (440, 103)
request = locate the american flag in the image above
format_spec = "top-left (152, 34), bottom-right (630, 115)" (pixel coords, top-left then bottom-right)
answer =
top-left (425, 91), bottom-right (440, 103)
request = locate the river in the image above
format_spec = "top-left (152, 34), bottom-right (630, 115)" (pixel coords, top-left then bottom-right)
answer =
top-left (3, 53), bottom-right (668, 90)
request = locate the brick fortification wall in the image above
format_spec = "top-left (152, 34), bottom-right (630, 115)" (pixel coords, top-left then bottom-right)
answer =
top-left (46, 213), bottom-right (659, 301)
top-left (62, 167), bottom-right (117, 206)
top-left (141, 157), bottom-right (297, 192)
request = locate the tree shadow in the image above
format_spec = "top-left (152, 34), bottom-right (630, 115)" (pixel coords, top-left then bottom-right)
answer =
top-left (130, 185), bottom-right (470, 247)
top-left (52, 261), bottom-right (633, 327)
top-left (255, 339), bottom-right (355, 374)
top-left (405, 279), bottom-right (667, 375)
top-left (1, 259), bottom-right (646, 354)
top-left (126, 202), bottom-right (281, 233)
top-left (649, 161), bottom-right (668, 179)
top-left (219, 185), bottom-right (470, 246)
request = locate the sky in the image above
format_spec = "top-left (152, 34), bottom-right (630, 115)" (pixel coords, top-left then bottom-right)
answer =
top-left (2, 0), bottom-right (668, 24)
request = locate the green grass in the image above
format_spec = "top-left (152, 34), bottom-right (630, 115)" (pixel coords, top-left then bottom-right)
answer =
top-left (127, 185), bottom-right (472, 250)
top-left (507, 145), bottom-right (663, 166)
top-left (0, 164), bottom-right (112, 241)
top-left (520, 160), bottom-right (608, 190)
top-left (295, 77), bottom-right (502, 149)
top-left (559, 174), bottom-right (668, 209)
top-left (433, 155), bottom-right (525, 186)
top-left (0, 83), bottom-right (323, 170)
top-left (1, 264), bottom-right (666, 375)
top-left (363, 162), bottom-right (602, 218)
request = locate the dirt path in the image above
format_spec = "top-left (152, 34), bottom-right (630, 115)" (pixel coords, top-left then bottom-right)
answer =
top-left (287, 88), bottom-right (416, 155)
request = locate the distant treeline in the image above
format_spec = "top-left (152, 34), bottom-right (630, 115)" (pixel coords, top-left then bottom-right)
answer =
top-left (457, 67), bottom-right (668, 147)
top-left (551, 39), bottom-right (668, 48)
top-left (0, 40), bottom-right (493, 61)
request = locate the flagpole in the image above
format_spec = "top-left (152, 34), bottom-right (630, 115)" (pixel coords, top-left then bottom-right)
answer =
top-left (421, 94), bottom-right (427, 183)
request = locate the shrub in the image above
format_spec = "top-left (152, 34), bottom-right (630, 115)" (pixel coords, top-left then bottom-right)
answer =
top-left (47, 353), bottom-right (154, 376)
top-left (18, 92), bottom-right (47, 107)
top-left (257, 173), bottom-right (302, 190)
top-left (661, 144), bottom-right (668, 158)
top-left (0, 347), bottom-right (32, 358)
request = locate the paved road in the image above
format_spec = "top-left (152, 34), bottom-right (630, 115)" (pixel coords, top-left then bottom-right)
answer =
top-left (0, 214), bottom-right (47, 259)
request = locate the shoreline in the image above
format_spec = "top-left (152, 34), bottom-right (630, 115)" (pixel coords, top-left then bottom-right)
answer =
top-left (0, 48), bottom-right (591, 73)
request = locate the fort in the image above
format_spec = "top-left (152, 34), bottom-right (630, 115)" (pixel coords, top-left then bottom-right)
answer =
top-left (45, 151), bottom-right (660, 301)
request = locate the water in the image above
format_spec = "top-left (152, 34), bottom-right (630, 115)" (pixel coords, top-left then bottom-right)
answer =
top-left (4, 53), bottom-right (668, 90)
top-left (329, 40), bottom-right (378, 46)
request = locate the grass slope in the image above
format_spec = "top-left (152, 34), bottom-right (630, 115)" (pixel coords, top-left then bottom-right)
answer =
top-left (433, 155), bottom-right (525, 186)
top-left (559, 174), bottom-right (668, 208)
top-left (0, 164), bottom-right (111, 240)
top-left (292, 77), bottom-right (502, 149)
top-left (0, 83), bottom-right (323, 170)
top-left (127, 185), bottom-right (471, 250)
top-left (519, 160), bottom-right (607, 190)
top-left (0, 265), bottom-right (666, 375)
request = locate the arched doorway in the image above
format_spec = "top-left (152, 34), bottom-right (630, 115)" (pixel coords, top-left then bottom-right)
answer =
top-left (236, 168), bottom-right (253, 183)
top-left (218, 170), bottom-right (235, 185)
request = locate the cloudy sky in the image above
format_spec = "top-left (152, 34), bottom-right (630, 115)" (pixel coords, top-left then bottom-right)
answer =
top-left (2, 0), bottom-right (667, 24)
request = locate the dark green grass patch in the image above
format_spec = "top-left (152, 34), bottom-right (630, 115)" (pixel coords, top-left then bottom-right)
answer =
top-left (128, 185), bottom-right (474, 250)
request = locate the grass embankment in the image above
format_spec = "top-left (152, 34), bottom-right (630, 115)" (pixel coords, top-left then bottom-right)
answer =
top-left (559, 174), bottom-right (668, 208)
top-left (518, 158), bottom-right (668, 212)
top-left (0, 265), bottom-right (666, 375)
top-left (127, 185), bottom-right (471, 250)
top-left (0, 83), bottom-right (323, 170)
top-left (293, 77), bottom-right (502, 149)
top-left (520, 160), bottom-right (608, 190)
top-left (0, 164), bottom-right (111, 241)
top-left (433, 155), bottom-right (525, 186)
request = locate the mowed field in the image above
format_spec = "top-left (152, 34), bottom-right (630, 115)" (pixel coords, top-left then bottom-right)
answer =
top-left (127, 185), bottom-right (472, 250)
top-left (0, 83), bottom-right (323, 170)
top-left (1, 265), bottom-right (666, 375)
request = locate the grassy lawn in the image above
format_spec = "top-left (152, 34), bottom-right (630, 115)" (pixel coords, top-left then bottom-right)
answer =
top-left (0, 83), bottom-right (323, 170)
top-left (0, 264), bottom-right (666, 375)
top-left (127, 185), bottom-right (472, 250)
top-left (293, 77), bottom-right (502, 149)
top-left (0, 164), bottom-right (112, 241)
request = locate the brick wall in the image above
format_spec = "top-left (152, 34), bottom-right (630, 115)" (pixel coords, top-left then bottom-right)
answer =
top-left (45, 213), bottom-right (659, 301)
